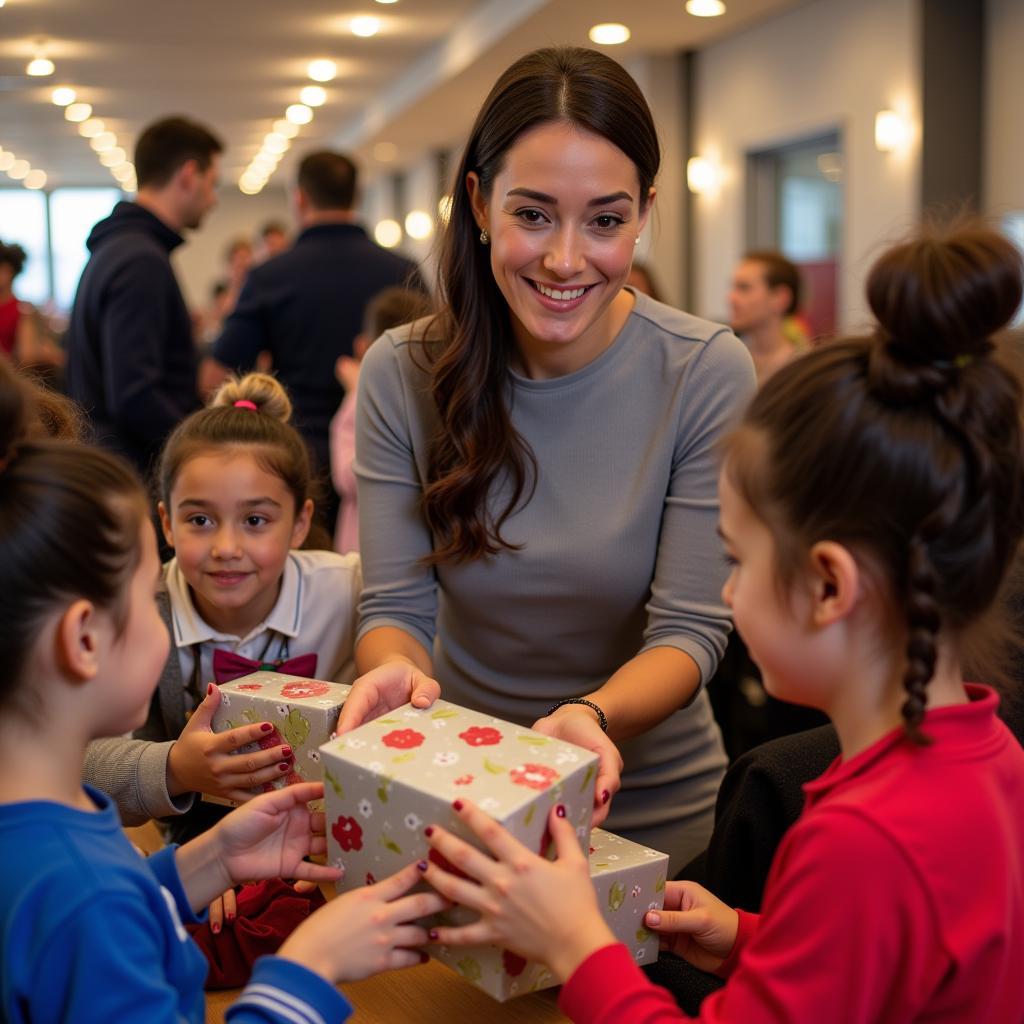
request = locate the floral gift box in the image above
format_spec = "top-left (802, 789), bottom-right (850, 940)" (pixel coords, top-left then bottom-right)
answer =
top-left (588, 827), bottom-right (668, 968)
top-left (319, 699), bottom-right (600, 1001)
top-left (207, 671), bottom-right (351, 806)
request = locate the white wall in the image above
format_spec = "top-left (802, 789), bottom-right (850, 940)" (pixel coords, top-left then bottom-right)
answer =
top-left (985, 0), bottom-right (1024, 216)
top-left (172, 187), bottom-right (290, 309)
top-left (692, 0), bottom-right (920, 331)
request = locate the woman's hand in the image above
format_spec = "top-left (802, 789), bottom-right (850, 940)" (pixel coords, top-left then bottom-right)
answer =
top-left (336, 660), bottom-right (441, 734)
top-left (277, 861), bottom-right (448, 984)
top-left (420, 799), bottom-right (615, 984)
top-left (645, 880), bottom-right (739, 973)
top-left (531, 706), bottom-right (623, 827)
top-left (167, 683), bottom-right (294, 801)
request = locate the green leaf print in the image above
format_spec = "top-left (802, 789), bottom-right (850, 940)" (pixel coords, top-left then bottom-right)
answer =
top-left (391, 752), bottom-right (416, 764)
top-left (483, 758), bottom-right (505, 775)
top-left (221, 720), bottom-right (235, 732)
top-left (456, 957), bottom-right (482, 982)
top-left (241, 708), bottom-right (259, 724)
top-left (595, 862), bottom-right (609, 869)
top-left (636, 927), bottom-right (651, 943)
top-left (376, 718), bottom-right (400, 725)
top-left (580, 764), bottom-right (596, 792)
top-left (608, 881), bottom-right (626, 912)
top-left (655, 877), bottom-right (665, 893)
top-left (323, 768), bottom-right (344, 799)
top-left (280, 708), bottom-right (310, 749)
top-left (377, 776), bottom-right (393, 803)
top-left (430, 708), bottom-right (459, 719)
top-left (518, 734), bottom-right (548, 744)
top-left (523, 804), bottom-right (535, 826)
top-left (379, 836), bottom-right (403, 855)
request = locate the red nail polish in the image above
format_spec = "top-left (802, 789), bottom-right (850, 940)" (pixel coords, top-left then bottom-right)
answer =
top-left (225, 913), bottom-right (235, 922)
top-left (260, 723), bottom-right (273, 732)
top-left (428, 929), bottom-right (439, 941)
top-left (279, 762), bottom-right (290, 772)
top-left (281, 747), bottom-right (292, 758)
top-left (452, 799), bottom-right (464, 812)
top-left (207, 683), bottom-right (215, 696)
top-left (424, 826), bottom-right (434, 837)
top-left (211, 922), bottom-right (221, 934)
top-left (555, 804), bottom-right (566, 818)
top-left (602, 789), bottom-right (611, 805)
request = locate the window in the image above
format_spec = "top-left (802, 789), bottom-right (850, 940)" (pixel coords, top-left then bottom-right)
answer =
top-left (0, 190), bottom-right (49, 306)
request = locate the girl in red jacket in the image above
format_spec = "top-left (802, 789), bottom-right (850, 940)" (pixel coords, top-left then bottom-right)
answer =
top-left (418, 222), bottom-right (1024, 1023)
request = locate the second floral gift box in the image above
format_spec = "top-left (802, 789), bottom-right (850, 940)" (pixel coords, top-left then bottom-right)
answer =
top-left (320, 698), bottom-right (600, 1000)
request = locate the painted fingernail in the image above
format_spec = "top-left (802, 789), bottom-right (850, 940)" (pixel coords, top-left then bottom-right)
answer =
top-left (424, 826), bottom-right (434, 837)
top-left (416, 860), bottom-right (429, 871)
top-left (428, 929), bottom-right (439, 941)
top-left (281, 747), bottom-right (292, 758)
top-left (419, 951), bottom-right (429, 964)
top-left (225, 912), bottom-right (235, 922)
top-left (555, 804), bottom-right (566, 818)
top-left (207, 683), bottom-right (215, 696)
top-left (452, 799), bottom-right (464, 811)
top-left (279, 762), bottom-right (290, 772)
top-left (601, 789), bottom-right (611, 805)
top-left (260, 723), bottom-right (273, 732)
top-left (211, 922), bottom-right (221, 934)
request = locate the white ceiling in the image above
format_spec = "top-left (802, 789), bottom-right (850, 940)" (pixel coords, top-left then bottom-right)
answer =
top-left (0, 0), bottom-right (807, 192)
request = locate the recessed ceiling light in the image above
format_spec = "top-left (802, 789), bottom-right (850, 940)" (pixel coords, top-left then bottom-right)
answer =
top-left (24, 169), bottom-right (47, 190)
top-left (51, 86), bottom-right (76, 106)
top-left (373, 141), bottom-right (397, 162)
top-left (100, 147), bottom-right (126, 167)
top-left (79, 117), bottom-right (104, 138)
top-left (300, 85), bottom-right (326, 107)
top-left (350, 15), bottom-right (381, 37)
top-left (0, 153), bottom-right (14, 172)
top-left (90, 131), bottom-right (117, 152)
top-left (685, 0), bottom-right (727, 16)
top-left (375, 0), bottom-right (399, 4)
top-left (405, 210), bottom-right (433, 240)
top-left (27, 57), bottom-right (55, 77)
top-left (263, 133), bottom-right (290, 154)
top-left (65, 102), bottom-right (92, 123)
top-left (374, 219), bottom-right (402, 248)
top-left (273, 119), bottom-right (299, 139)
top-left (8, 159), bottom-right (30, 180)
top-left (588, 23), bottom-right (631, 45)
top-left (307, 59), bottom-right (337, 82)
top-left (285, 103), bottom-right (313, 125)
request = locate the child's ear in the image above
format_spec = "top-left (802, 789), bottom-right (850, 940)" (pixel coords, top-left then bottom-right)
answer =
top-left (807, 541), bottom-right (861, 627)
top-left (55, 599), bottom-right (102, 684)
top-left (290, 498), bottom-right (314, 549)
top-left (157, 501), bottom-right (174, 550)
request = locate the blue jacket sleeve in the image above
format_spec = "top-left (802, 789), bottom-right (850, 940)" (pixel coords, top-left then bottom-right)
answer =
top-left (228, 957), bottom-right (353, 1023)
top-left (212, 273), bottom-right (270, 371)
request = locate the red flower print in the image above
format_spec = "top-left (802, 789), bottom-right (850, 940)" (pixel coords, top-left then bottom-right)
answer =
top-left (365, 872), bottom-right (376, 886)
top-left (331, 815), bottom-right (363, 852)
top-left (458, 725), bottom-right (503, 747)
top-left (453, 774), bottom-right (474, 786)
top-left (502, 950), bottom-right (528, 977)
top-left (428, 848), bottom-right (471, 881)
top-left (237, 683), bottom-right (263, 691)
top-left (382, 728), bottom-right (425, 749)
top-left (280, 681), bottom-right (330, 700)
top-left (509, 763), bottom-right (560, 791)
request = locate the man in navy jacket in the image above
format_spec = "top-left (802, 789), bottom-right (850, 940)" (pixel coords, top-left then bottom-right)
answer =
top-left (67, 117), bottom-right (222, 475)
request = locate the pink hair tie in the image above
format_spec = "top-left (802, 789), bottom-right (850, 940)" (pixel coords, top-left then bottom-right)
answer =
top-left (233, 399), bottom-right (258, 411)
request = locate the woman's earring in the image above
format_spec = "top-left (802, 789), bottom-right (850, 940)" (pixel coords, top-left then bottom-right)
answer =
top-left (634, 237), bottom-right (640, 246)
top-left (479, 228), bottom-right (490, 245)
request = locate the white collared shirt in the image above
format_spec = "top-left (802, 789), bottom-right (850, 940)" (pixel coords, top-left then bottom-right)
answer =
top-left (164, 549), bottom-right (361, 700)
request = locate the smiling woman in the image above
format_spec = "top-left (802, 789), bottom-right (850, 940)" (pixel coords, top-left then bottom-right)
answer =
top-left (345, 47), bottom-right (756, 870)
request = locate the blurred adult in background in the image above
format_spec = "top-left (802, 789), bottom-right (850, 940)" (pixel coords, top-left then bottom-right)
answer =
top-left (0, 241), bottom-right (63, 376)
top-left (66, 116), bottom-right (222, 475)
top-left (625, 260), bottom-right (664, 303)
top-left (206, 149), bottom-right (425, 491)
top-left (256, 220), bottom-right (289, 262)
top-left (728, 251), bottom-right (804, 383)
top-left (221, 236), bottom-right (253, 313)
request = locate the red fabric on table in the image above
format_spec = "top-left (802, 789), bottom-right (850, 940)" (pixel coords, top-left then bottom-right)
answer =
top-left (187, 879), bottom-right (326, 989)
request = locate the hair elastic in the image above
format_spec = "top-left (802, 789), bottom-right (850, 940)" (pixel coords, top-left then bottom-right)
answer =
top-left (233, 399), bottom-right (258, 411)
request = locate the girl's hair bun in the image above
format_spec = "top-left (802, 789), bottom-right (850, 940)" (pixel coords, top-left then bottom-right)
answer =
top-left (211, 372), bottom-right (293, 423)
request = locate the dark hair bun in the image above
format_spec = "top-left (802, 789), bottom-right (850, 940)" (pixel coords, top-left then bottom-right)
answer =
top-left (211, 372), bottom-right (292, 423)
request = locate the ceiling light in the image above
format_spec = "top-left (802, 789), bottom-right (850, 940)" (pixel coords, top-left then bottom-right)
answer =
top-left (350, 15), bottom-right (381, 37)
top-left (253, 152), bottom-right (278, 169)
top-left (285, 103), bottom-right (313, 125)
top-left (0, 153), bottom-right (13, 171)
top-left (374, 219), bottom-right (402, 248)
top-left (273, 119), bottom-right (299, 139)
top-left (79, 117), bottom-right (104, 138)
top-left (100, 147), bottom-right (126, 167)
top-left (263, 133), bottom-right (290, 154)
top-left (27, 57), bottom-right (55, 77)
top-left (8, 159), bottom-right (30, 180)
top-left (24, 169), bottom-right (47, 190)
top-left (91, 132), bottom-right (117, 152)
top-left (112, 163), bottom-right (134, 181)
top-left (686, 155), bottom-right (720, 194)
top-left (405, 210), bottom-right (433, 240)
top-left (307, 59), bottom-right (337, 82)
top-left (589, 23), bottom-right (630, 45)
top-left (65, 102), bottom-right (92, 123)
top-left (875, 109), bottom-right (910, 152)
top-left (373, 141), bottom-right (397, 162)
top-left (51, 86), bottom-right (76, 106)
top-left (685, 0), bottom-right (727, 15)
top-left (300, 85), bottom-right (327, 107)
top-left (375, 0), bottom-right (399, 4)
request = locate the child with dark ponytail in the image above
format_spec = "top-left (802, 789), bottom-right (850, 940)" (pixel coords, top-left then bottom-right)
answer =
top-left (412, 223), bottom-right (1024, 1022)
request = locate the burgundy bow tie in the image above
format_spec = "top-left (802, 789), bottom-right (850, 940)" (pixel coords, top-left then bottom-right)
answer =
top-left (212, 649), bottom-right (319, 685)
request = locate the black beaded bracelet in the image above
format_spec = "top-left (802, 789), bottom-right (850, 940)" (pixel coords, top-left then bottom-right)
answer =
top-left (545, 697), bottom-right (608, 733)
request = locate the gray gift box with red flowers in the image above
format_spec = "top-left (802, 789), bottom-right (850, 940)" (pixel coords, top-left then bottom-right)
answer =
top-left (207, 671), bottom-right (351, 805)
top-left (319, 698), bottom-right (600, 1001)
top-left (588, 827), bottom-right (668, 968)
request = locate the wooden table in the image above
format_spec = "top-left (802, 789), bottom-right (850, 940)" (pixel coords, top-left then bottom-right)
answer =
top-left (206, 960), bottom-right (570, 1023)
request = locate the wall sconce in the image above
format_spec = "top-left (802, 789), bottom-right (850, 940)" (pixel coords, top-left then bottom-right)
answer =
top-left (687, 156), bottom-right (720, 195)
top-left (874, 109), bottom-right (909, 152)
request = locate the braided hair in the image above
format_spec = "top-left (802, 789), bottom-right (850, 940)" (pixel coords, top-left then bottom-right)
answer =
top-left (724, 221), bottom-right (1024, 742)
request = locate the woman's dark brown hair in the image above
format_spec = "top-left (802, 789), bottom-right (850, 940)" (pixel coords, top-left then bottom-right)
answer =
top-left (0, 359), bottom-right (148, 710)
top-left (421, 46), bottom-right (660, 563)
top-left (724, 222), bottom-right (1024, 741)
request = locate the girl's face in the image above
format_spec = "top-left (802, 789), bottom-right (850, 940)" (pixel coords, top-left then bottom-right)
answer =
top-left (159, 450), bottom-right (313, 636)
top-left (468, 121), bottom-right (652, 373)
